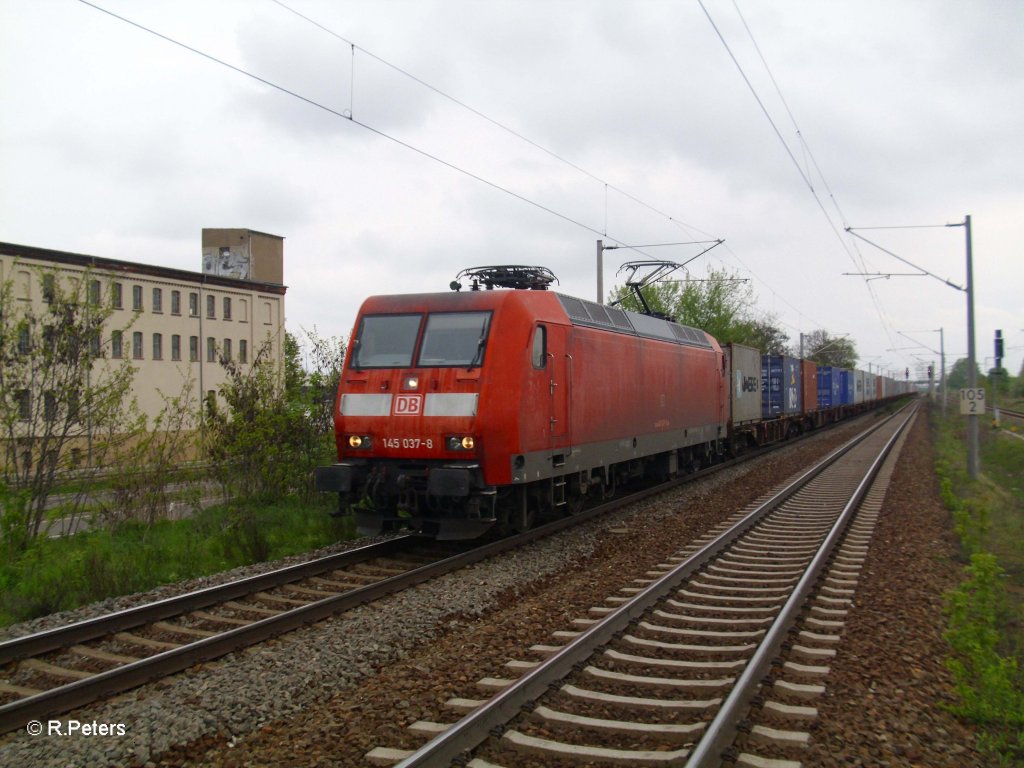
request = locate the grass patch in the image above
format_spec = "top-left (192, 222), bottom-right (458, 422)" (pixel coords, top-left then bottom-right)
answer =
top-left (0, 498), bottom-right (355, 627)
top-left (934, 404), bottom-right (1024, 762)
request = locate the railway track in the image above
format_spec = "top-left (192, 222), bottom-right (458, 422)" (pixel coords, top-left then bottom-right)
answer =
top-left (0, 537), bottom-right (474, 734)
top-left (369, 402), bottom-right (917, 767)
top-left (990, 404), bottom-right (1024, 423)
top-left (0, 449), bottom-right (737, 736)
top-left (0, 404), bottom-right (905, 741)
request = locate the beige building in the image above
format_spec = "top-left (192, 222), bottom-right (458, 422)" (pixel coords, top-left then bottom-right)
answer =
top-left (0, 229), bottom-right (287, 424)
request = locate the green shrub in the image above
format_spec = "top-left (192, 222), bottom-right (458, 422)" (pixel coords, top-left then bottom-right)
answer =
top-left (945, 553), bottom-right (1024, 759)
top-left (0, 498), bottom-right (352, 626)
top-left (934, 404), bottom-right (1024, 763)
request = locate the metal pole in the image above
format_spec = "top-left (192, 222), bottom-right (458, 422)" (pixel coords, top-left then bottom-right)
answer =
top-left (964, 215), bottom-right (978, 478)
top-left (596, 239), bottom-right (603, 304)
top-left (940, 327), bottom-right (946, 416)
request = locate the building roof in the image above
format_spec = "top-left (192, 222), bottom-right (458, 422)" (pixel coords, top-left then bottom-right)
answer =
top-left (0, 241), bottom-right (287, 295)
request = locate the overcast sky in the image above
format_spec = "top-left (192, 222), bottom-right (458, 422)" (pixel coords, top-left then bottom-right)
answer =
top-left (2, 0), bottom-right (1022, 379)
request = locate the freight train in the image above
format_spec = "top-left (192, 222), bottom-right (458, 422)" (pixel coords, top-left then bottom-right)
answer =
top-left (314, 265), bottom-right (911, 539)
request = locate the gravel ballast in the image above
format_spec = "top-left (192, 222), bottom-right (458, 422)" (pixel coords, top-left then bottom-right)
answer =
top-left (0, 408), bottom-right (990, 766)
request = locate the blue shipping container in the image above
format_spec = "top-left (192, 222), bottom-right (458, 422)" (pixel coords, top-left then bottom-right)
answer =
top-left (817, 366), bottom-right (843, 408)
top-left (762, 355), bottom-right (801, 418)
top-left (838, 369), bottom-right (854, 405)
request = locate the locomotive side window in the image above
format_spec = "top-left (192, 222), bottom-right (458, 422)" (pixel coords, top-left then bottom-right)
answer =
top-left (418, 312), bottom-right (492, 367)
top-left (532, 325), bottom-right (547, 369)
top-left (352, 314), bottom-right (422, 368)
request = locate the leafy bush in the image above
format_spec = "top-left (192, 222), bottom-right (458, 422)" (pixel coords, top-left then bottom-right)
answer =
top-left (933, 405), bottom-right (1024, 762)
top-left (0, 498), bottom-right (352, 626)
top-left (945, 553), bottom-right (1024, 759)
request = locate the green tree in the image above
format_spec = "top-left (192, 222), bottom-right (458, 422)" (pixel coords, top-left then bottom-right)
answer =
top-left (948, 357), bottom-right (985, 391)
top-left (205, 328), bottom-right (346, 505)
top-left (294, 326), bottom-right (346, 441)
top-left (609, 266), bottom-right (787, 349)
top-left (743, 316), bottom-right (790, 355)
top-left (987, 366), bottom-right (1010, 397)
top-left (0, 266), bottom-right (141, 547)
top-left (798, 330), bottom-right (858, 368)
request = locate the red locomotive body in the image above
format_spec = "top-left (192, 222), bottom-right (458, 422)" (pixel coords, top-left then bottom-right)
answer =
top-left (315, 271), bottom-right (726, 539)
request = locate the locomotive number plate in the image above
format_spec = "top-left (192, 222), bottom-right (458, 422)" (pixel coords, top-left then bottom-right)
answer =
top-left (383, 437), bottom-right (434, 450)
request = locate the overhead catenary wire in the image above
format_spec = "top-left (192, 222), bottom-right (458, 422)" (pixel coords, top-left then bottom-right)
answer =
top-left (76, 0), bottom-right (639, 250)
top-left (78, 0), bottom-right (877, 360)
top-left (268, 0), bottom-right (716, 246)
top-left (705, 0), bottom-right (912, 366)
top-left (273, 0), bottom-right (876, 338)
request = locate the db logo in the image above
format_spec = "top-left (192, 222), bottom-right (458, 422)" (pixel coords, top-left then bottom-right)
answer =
top-left (393, 395), bottom-right (423, 415)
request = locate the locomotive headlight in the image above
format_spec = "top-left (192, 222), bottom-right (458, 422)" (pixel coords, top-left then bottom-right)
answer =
top-left (347, 434), bottom-right (372, 449)
top-left (403, 375), bottom-right (420, 390)
top-left (446, 435), bottom-right (475, 451)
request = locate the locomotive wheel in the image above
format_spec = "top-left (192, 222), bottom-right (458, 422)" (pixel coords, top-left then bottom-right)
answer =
top-left (565, 474), bottom-right (586, 515)
top-left (511, 492), bottom-right (538, 533)
top-left (565, 493), bottom-right (585, 516)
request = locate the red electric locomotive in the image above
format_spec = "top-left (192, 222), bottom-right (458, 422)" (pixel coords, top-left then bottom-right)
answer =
top-left (315, 266), bottom-right (727, 539)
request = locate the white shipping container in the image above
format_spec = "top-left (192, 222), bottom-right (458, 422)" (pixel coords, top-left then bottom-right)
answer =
top-left (725, 343), bottom-right (762, 425)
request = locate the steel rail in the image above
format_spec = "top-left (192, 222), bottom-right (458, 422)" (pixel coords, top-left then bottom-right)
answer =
top-left (394, 403), bottom-right (915, 766)
top-left (0, 403), bottom-right (904, 735)
top-left (990, 405), bottom-right (1024, 420)
top-left (685, 404), bottom-right (915, 766)
top-left (0, 458), bottom-right (712, 734)
top-left (0, 531), bottom-right (508, 732)
top-left (0, 465), bottom-right (737, 735)
top-left (0, 536), bottom-right (418, 664)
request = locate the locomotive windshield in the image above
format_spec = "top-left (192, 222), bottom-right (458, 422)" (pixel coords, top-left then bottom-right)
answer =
top-left (352, 314), bottom-right (421, 368)
top-left (351, 311), bottom-right (492, 369)
top-left (419, 311), bottom-right (491, 367)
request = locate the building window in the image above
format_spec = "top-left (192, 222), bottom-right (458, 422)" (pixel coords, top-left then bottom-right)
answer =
top-left (89, 332), bottom-right (101, 358)
top-left (132, 285), bottom-right (143, 311)
top-left (111, 330), bottom-right (123, 359)
top-left (89, 280), bottom-right (101, 306)
top-left (44, 392), bottom-right (57, 422)
top-left (42, 274), bottom-right (55, 303)
top-left (189, 336), bottom-right (199, 362)
top-left (206, 294), bottom-right (215, 319)
top-left (133, 331), bottom-right (143, 359)
top-left (153, 333), bottom-right (163, 360)
top-left (152, 287), bottom-right (163, 313)
top-left (223, 297), bottom-right (232, 320)
top-left (171, 290), bottom-right (181, 315)
top-left (222, 338), bottom-right (232, 362)
top-left (18, 326), bottom-right (31, 355)
top-left (17, 390), bottom-right (31, 420)
top-left (207, 336), bottom-right (216, 362)
top-left (17, 270), bottom-right (31, 300)
top-left (112, 282), bottom-right (123, 309)
top-left (171, 334), bottom-right (181, 361)
top-left (264, 301), bottom-right (272, 325)
top-left (239, 339), bottom-right (248, 364)
top-left (189, 292), bottom-right (199, 317)
top-left (239, 298), bottom-right (248, 323)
